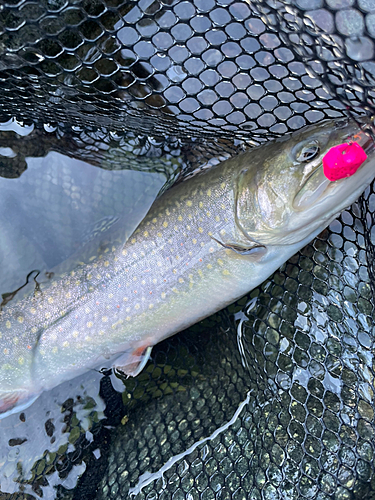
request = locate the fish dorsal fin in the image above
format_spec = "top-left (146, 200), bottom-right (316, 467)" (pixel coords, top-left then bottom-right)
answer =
top-left (210, 236), bottom-right (266, 259)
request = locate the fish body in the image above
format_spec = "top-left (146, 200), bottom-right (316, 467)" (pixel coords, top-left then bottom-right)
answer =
top-left (1, 118), bottom-right (375, 417)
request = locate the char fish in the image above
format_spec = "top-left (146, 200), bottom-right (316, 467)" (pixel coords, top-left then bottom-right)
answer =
top-left (1, 118), bottom-right (375, 418)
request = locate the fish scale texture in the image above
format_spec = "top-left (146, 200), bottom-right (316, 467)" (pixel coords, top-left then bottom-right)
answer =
top-left (0, 1), bottom-right (375, 500)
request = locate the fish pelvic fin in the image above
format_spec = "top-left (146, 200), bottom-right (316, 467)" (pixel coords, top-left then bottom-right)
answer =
top-left (113, 345), bottom-right (153, 378)
top-left (0, 389), bottom-right (40, 419)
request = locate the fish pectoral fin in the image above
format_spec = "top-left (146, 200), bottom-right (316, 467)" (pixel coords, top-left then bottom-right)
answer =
top-left (211, 236), bottom-right (266, 258)
top-left (113, 345), bottom-right (153, 378)
top-left (0, 389), bottom-right (40, 419)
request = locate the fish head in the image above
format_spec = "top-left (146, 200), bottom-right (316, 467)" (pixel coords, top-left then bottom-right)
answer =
top-left (235, 117), bottom-right (375, 246)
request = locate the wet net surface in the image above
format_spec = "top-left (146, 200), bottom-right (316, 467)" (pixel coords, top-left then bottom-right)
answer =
top-left (0, 1), bottom-right (375, 500)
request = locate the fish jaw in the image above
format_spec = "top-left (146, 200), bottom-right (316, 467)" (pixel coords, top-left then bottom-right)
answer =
top-left (280, 141), bottom-right (375, 244)
top-left (234, 117), bottom-right (375, 246)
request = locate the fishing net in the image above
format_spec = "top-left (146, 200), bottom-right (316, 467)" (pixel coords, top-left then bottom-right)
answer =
top-left (0, 0), bottom-right (375, 499)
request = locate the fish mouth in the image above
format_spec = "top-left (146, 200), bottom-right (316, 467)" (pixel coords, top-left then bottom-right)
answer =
top-left (293, 128), bottom-right (375, 212)
top-left (293, 163), bottom-right (329, 211)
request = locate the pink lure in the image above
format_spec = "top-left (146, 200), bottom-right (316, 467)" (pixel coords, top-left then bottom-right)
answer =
top-left (323, 141), bottom-right (367, 181)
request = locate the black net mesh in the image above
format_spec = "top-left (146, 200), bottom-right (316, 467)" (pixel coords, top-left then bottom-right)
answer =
top-left (2, 0), bottom-right (374, 148)
top-left (1, 1), bottom-right (375, 500)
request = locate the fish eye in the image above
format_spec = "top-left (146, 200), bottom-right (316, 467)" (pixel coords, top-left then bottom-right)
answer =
top-left (296, 142), bottom-right (320, 163)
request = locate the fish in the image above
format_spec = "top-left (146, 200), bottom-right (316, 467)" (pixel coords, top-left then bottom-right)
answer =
top-left (0, 117), bottom-right (375, 418)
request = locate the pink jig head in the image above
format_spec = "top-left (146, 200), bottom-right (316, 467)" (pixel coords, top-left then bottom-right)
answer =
top-left (322, 130), bottom-right (371, 181)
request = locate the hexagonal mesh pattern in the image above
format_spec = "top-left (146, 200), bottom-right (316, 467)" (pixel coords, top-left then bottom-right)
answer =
top-left (1, 1), bottom-right (375, 500)
top-left (1, 0), bottom-right (375, 144)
